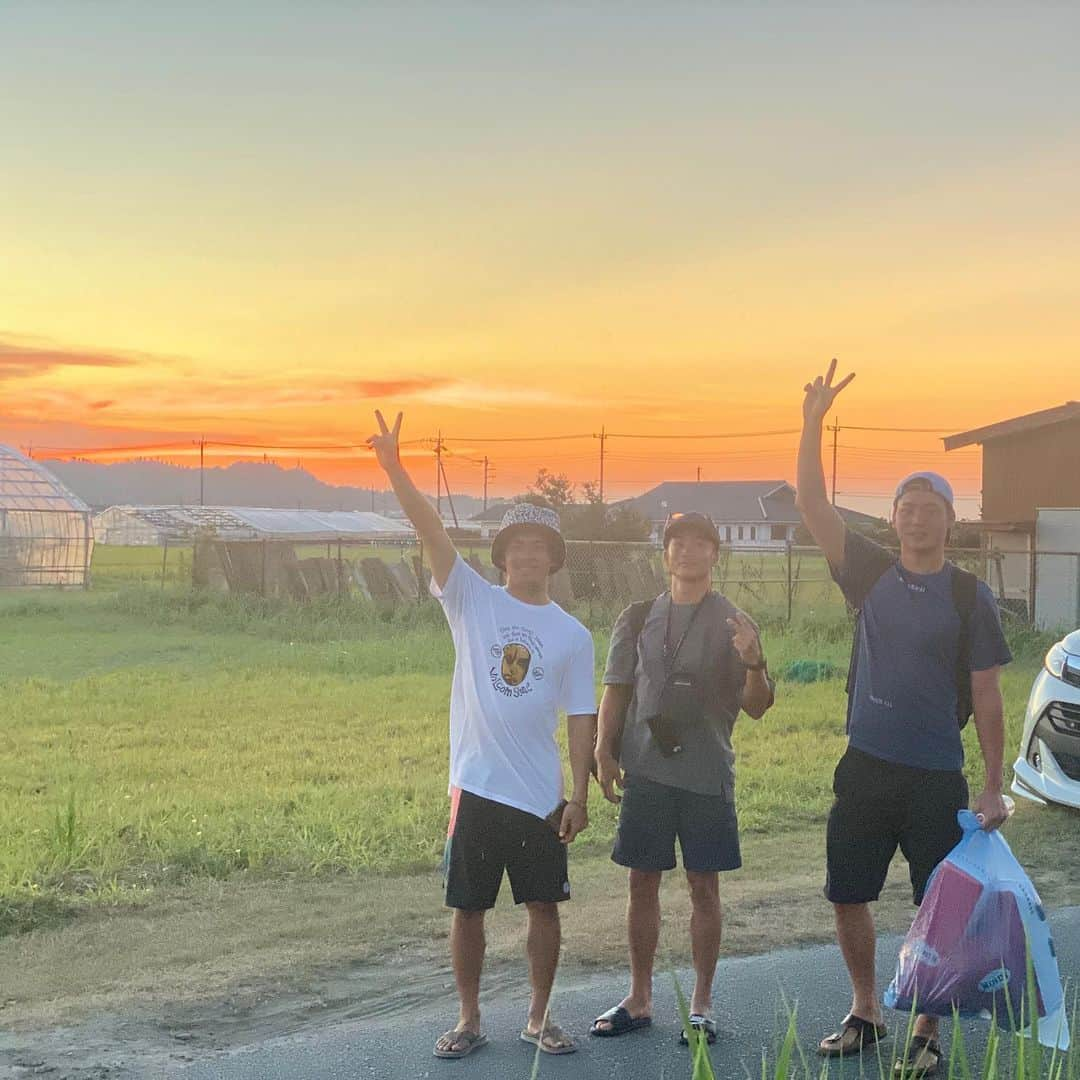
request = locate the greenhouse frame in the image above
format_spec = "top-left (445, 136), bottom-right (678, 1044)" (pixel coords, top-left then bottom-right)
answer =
top-left (0, 445), bottom-right (94, 588)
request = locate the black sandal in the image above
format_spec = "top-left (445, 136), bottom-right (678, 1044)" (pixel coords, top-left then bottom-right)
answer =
top-left (893, 1035), bottom-right (941, 1077)
top-left (818, 1013), bottom-right (888, 1057)
top-left (590, 1005), bottom-right (652, 1037)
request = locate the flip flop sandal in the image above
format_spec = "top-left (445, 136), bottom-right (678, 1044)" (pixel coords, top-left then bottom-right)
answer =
top-left (521, 1023), bottom-right (577, 1055)
top-left (433, 1029), bottom-right (488, 1059)
top-left (818, 1013), bottom-right (888, 1057)
top-left (679, 1013), bottom-right (718, 1046)
top-left (590, 1005), bottom-right (653, 1037)
top-left (893, 1035), bottom-right (942, 1078)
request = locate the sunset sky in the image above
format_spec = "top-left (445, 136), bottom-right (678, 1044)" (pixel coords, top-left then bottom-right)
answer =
top-left (3, 4), bottom-right (1078, 516)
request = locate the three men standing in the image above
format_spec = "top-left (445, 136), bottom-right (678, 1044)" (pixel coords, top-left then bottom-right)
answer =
top-left (592, 511), bottom-right (775, 1043)
top-left (372, 363), bottom-right (1015, 1070)
top-left (796, 362), bottom-right (1012, 1077)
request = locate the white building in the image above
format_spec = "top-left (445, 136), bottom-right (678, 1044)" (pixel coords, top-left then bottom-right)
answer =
top-left (615, 480), bottom-right (879, 550)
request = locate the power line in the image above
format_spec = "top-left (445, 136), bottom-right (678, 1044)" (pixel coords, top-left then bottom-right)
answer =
top-left (839, 425), bottom-right (959, 433)
top-left (605, 429), bottom-right (800, 440)
top-left (440, 433), bottom-right (593, 443)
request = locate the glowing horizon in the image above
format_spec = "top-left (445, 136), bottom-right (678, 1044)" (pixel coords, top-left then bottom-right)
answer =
top-left (2, 5), bottom-right (1077, 519)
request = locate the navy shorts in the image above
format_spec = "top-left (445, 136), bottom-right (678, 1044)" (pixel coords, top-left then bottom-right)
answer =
top-left (825, 746), bottom-right (968, 905)
top-left (612, 773), bottom-right (742, 873)
top-left (443, 788), bottom-right (570, 910)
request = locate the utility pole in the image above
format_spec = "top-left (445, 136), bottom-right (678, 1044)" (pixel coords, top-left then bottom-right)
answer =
top-left (199, 437), bottom-right (206, 507)
top-left (438, 453), bottom-right (459, 528)
top-left (483, 456), bottom-right (490, 512)
top-left (598, 426), bottom-right (607, 504)
top-left (696, 466), bottom-right (702, 483)
top-left (435, 430), bottom-right (443, 515)
top-left (830, 419), bottom-right (839, 506)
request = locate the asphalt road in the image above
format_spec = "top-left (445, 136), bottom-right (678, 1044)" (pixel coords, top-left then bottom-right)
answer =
top-left (171, 906), bottom-right (1079, 1080)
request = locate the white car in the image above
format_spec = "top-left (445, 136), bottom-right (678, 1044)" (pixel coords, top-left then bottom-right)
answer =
top-left (1012, 629), bottom-right (1080, 810)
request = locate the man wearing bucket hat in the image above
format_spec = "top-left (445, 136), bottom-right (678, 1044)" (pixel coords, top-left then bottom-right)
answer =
top-left (368, 411), bottom-right (596, 1060)
top-left (796, 362), bottom-right (1012, 1076)
top-left (591, 510), bottom-right (774, 1046)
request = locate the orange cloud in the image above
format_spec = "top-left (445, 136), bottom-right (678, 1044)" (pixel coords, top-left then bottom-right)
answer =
top-left (0, 339), bottom-right (138, 378)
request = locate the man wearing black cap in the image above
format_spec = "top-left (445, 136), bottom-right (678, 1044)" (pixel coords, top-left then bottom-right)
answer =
top-left (591, 511), bottom-right (774, 1045)
top-left (796, 362), bottom-right (1012, 1076)
top-left (368, 411), bottom-right (597, 1060)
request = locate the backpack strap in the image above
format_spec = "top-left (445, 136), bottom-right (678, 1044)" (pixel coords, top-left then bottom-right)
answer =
top-left (626, 597), bottom-right (655, 649)
top-left (951, 566), bottom-right (979, 729)
top-left (844, 562), bottom-right (896, 730)
top-left (592, 596), bottom-right (658, 774)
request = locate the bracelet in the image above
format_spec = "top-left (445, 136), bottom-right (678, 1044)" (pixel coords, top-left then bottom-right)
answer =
top-left (745, 658), bottom-right (768, 671)
top-left (568, 798), bottom-right (588, 810)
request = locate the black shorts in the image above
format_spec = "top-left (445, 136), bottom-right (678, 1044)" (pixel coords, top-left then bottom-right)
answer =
top-left (825, 746), bottom-right (968, 905)
top-left (443, 788), bottom-right (570, 910)
top-left (612, 773), bottom-right (742, 874)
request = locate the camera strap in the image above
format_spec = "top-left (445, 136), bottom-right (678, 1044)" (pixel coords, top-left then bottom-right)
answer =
top-left (663, 594), bottom-right (708, 676)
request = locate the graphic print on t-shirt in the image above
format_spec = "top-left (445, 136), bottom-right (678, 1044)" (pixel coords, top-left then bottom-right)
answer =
top-left (489, 624), bottom-right (547, 698)
top-left (500, 643), bottom-right (531, 686)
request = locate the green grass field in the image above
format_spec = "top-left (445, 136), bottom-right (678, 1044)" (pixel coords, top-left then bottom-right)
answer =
top-left (0, 577), bottom-right (1061, 939)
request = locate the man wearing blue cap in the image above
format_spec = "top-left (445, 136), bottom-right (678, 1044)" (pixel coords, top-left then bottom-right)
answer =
top-left (796, 363), bottom-right (1012, 1076)
top-left (369, 411), bottom-right (596, 1060)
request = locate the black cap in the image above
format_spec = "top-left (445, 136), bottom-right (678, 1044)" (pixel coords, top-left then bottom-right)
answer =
top-left (663, 511), bottom-right (721, 548)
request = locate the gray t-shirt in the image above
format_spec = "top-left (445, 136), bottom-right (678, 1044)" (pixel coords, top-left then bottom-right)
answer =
top-left (603, 592), bottom-right (771, 799)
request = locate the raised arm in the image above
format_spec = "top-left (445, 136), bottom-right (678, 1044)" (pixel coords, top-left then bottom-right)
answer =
top-left (367, 410), bottom-right (457, 589)
top-left (795, 359), bottom-right (855, 570)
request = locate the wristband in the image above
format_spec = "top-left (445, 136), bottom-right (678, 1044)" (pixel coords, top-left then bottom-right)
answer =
top-left (568, 798), bottom-right (588, 810)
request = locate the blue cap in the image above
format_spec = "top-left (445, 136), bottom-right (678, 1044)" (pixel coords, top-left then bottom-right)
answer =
top-left (894, 471), bottom-right (954, 509)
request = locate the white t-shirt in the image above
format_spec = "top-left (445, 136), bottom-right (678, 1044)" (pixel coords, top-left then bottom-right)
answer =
top-left (431, 555), bottom-right (596, 820)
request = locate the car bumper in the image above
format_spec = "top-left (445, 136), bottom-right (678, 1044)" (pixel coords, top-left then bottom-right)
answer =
top-left (1013, 668), bottom-right (1080, 810)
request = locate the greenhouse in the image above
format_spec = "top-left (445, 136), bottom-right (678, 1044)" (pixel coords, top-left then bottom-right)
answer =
top-left (0, 444), bottom-right (94, 588)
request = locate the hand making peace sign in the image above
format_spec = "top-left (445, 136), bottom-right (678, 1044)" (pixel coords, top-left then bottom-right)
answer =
top-left (802, 358), bottom-right (855, 425)
top-left (367, 409), bottom-right (403, 472)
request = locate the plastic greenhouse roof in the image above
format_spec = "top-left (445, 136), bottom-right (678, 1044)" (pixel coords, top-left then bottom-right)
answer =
top-left (97, 505), bottom-right (415, 541)
top-left (0, 444), bottom-right (92, 513)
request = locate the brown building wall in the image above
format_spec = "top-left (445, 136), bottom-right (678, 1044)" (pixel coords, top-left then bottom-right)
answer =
top-left (980, 419), bottom-right (1080, 521)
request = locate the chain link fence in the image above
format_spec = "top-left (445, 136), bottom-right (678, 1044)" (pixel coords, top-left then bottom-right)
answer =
top-left (69, 536), bottom-right (1080, 630)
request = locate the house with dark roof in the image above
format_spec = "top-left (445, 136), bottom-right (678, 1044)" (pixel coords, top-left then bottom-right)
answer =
top-left (614, 480), bottom-right (878, 549)
top-left (469, 501), bottom-right (516, 538)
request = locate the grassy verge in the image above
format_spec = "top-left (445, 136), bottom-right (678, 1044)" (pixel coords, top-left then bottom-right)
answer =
top-left (0, 585), bottom-right (1067, 945)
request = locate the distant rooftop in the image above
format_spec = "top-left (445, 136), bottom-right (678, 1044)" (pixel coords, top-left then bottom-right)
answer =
top-left (0, 444), bottom-right (91, 513)
top-left (96, 505), bottom-right (415, 541)
top-left (944, 402), bottom-right (1080, 451)
top-left (616, 480), bottom-right (879, 525)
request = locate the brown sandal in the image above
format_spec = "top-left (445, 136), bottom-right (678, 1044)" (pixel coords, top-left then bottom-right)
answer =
top-left (893, 1035), bottom-right (942, 1077)
top-left (521, 1023), bottom-right (577, 1055)
top-left (433, 1028), bottom-right (488, 1059)
top-left (818, 1013), bottom-right (888, 1057)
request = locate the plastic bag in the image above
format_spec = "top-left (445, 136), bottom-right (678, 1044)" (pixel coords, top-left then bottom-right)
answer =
top-left (884, 809), bottom-right (1070, 1050)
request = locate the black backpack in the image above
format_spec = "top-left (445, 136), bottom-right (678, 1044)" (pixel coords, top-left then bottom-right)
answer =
top-left (594, 598), bottom-right (656, 770)
top-left (845, 563), bottom-right (980, 729)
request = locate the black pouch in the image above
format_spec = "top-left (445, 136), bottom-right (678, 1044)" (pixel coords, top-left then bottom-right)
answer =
top-left (647, 671), bottom-right (705, 756)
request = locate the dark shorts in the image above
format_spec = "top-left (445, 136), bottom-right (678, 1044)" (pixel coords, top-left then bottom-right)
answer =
top-left (825, 746), bottom-right (968, 905)
top-left (612, 773), bottom-right (742, 873)
top-left (443, 788), bottom-right (570, 910)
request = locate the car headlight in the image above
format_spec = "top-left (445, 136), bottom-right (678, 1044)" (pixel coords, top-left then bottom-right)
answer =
top-left (1045, 642), bottom-right (1068, 679)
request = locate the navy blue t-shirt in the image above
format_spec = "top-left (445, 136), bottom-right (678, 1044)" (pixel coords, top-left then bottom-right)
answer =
top-left (830, 529), bottom-right (1012, 772)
